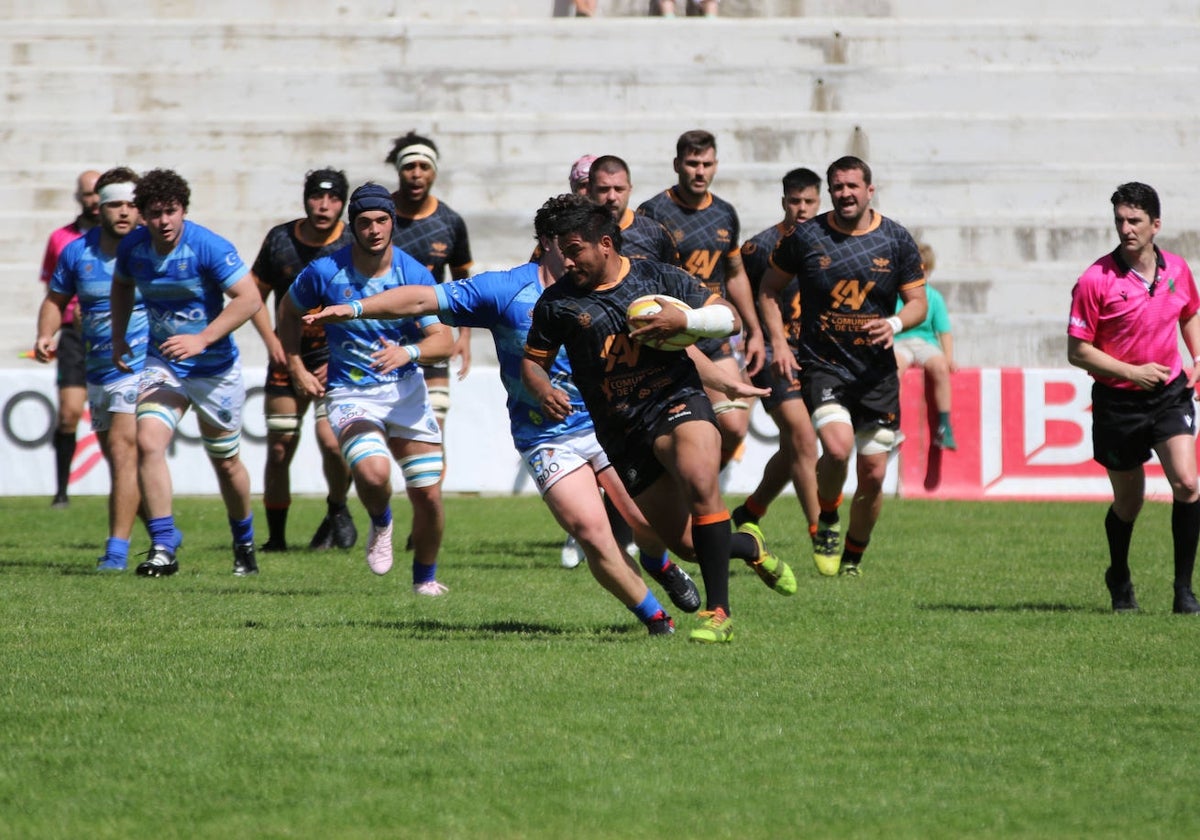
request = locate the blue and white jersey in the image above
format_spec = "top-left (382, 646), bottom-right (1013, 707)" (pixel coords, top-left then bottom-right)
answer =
top-left (52, 227), bottom-right (149, 385)
top-left (289, 245), bottom-right (440, 391)
top-left (434, 262), bottom-right (591, 451)
top-left (115, 220), bottom-right (248, 378)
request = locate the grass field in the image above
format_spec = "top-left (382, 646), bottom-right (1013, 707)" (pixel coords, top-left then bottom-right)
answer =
top-left (1, 493), bottom-right (1198, 839)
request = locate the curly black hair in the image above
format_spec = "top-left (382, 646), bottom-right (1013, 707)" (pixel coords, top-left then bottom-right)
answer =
top-left (134, 168), bottom-right (190, 213)
top-left (535, 193), bottom-right (621, 251)
top-left (384, 131), bottom-right (438, 169)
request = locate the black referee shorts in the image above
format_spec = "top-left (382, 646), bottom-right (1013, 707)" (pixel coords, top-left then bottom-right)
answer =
top-left (55, 326), bottom-right (86, 389)
top-left (1091, 374), bottom-right (1196, 471)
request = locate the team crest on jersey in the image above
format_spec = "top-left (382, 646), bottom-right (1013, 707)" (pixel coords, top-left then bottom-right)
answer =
top-left (715, 228), bottom-right (731, 244)
top-left (342, 288), bottom-right (355, 300)
top-left (578, 312), bottom-right (592, 329)
top-left (871, 257), bottom-right (891, 272)
top-left (430, 241), bottom-right (449, 258)
top-left (819, 255), bottom-right (832, 269)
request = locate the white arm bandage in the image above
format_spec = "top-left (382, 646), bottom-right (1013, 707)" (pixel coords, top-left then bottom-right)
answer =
top-left (684, 305), bottom-right (735, 338)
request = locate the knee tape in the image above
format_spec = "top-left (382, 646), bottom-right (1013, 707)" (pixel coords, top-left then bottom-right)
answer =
top-left (266, 413), bottom-right (302, 434)
top-left (341, 430), bottom-right (390, 468)
top-left (427, 386), bottom-right (451, 420)
top-left (136, 401), bottom-right (182, 433)
top-left (856, 426), bottom-right (901, 456)
top-left (202, 429), bottom-right (242, 459)
top-left (712, 399), bottom-right (750, 416)
top-left (811, 403), bottom-right (853, 432)
top-left (399, 452), bottom-right (444, 488)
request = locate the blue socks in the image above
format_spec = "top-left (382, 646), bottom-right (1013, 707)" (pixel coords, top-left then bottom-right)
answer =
top-left (412, 559), bottom-right (437, 585)
top-left (639, 550), bottom-right (670, 576)
top-left (371, 507), bottom-right (393, 529)
top-left (229, 514), bottom-right (254, 546)
top-left (148, 516), bottom-right (176, 549)
top-left (629, 590), bottom-right (667, 623)
top-left (104, 537), bottom-right (130, 563)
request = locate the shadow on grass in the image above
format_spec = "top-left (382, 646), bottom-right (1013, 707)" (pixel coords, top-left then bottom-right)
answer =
top-left (0, 558), bottom-right (85, 573)
top-left (917, 602), bottom-right (1087, 614)
top-left (187, 586), bottom-right (329, 597)
top-left (327, 617), bottom-right (640, 640)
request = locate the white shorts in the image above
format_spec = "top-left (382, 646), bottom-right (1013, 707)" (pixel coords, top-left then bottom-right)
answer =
top-left (894, 337), bottom-right (944, 368)
top-left (138, 355), bottom-right (245, 432)
top-left (520, 428), bottom-right (610, 496)
top-left (87, 373), bottom-right (140, 433)
top-left (325, 379), bottom-right (442, 444)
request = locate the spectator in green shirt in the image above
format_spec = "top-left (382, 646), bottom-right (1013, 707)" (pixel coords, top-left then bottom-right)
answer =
top-left (894, 243), bottom-right (957, 450)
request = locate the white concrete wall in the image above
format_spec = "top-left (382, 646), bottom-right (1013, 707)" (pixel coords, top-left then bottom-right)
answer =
top-left (3, 4), bottom-right (1198, 369)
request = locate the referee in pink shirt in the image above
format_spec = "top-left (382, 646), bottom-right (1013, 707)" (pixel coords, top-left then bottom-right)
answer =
top-left (38, 169), bottom-right (100, 508)
top-left (1068, 182), bottom-right (1200, 615)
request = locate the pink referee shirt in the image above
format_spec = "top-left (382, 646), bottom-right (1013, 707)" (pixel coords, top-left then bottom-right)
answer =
top-left (40, 219), bottom-right (87, 325)
top-left (1068, 246), bottom-right (1200, 390)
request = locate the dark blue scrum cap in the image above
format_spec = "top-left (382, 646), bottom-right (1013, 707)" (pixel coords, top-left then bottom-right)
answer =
top-left (348, 182), bottom-right (396, 225)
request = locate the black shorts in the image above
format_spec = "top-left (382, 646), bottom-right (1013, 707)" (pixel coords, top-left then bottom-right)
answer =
top-left (56, 326), bottom-right (86, 389)
top-left (419, 360), bottom-right (451, 384)
top-left (695, 334), bottom-right (737, 363)
top-left (603, 393), bottom-right (717, 497)
top-left (801, 365), bottom-right (900, 432)
top-left (1091, 374), bottom-right (1196, 471)
top-left (752, 346), bottom-right (805, 414)
top-left (263, 353), bottom-right (327, 399)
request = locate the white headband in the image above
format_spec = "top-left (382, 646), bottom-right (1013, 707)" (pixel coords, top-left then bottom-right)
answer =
top-left (396, 143), bottom-right (439, 173)
top-left (98, 182), bottom-right (136, 205)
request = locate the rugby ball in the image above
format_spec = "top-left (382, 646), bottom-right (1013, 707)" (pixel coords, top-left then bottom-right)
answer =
top-left (626, 294), bottom-right (698, 351)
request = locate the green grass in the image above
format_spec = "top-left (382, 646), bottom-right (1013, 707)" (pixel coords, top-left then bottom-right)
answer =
top-left (1, 494), bottom-right (1198, 839)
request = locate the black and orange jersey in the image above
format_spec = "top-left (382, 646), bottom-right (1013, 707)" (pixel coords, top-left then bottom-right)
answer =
top-left (524, 257), bottom-right (715, 449)
top-left (390, 196), bottom-right (473, 282)
top-left (770, 210), bottom-right (924, 381)
top-left (742, 221), bottom-right (801, 349)
top-left (252, 218), bottom-right (353, 368)
top-left (636, 187), bottom-right (740, 298)
top-left (617, 208), bottom-right (680, 265)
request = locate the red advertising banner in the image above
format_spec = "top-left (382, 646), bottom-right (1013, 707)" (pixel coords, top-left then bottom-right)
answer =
top-left (899, 367), bottom-right (1178, 501)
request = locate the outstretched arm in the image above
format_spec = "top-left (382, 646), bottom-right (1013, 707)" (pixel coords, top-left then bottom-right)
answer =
top-left (686, 345), bottom-right (770, 400)
top-left (303, 285), bottom-right (441, 326)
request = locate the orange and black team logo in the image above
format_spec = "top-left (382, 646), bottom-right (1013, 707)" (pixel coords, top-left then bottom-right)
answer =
top-left (577, 312), bottom-right (592, 329)
top-left (830, 278), bottom-right (875, 310)
top-left (819, 255), bottom-right (832, 269)
top-left (871, 257), bottom-right (891, 272)
top-left (668, 402), bottom-right (688, 416)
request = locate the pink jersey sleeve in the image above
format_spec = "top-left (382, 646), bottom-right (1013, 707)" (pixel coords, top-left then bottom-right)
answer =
top-left (1067, 270), bottom-right (1100, 343)
top-left (1170, 253), bottom-right (1200, 323)
top-left (39, 224), bottom-right (84, 324)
